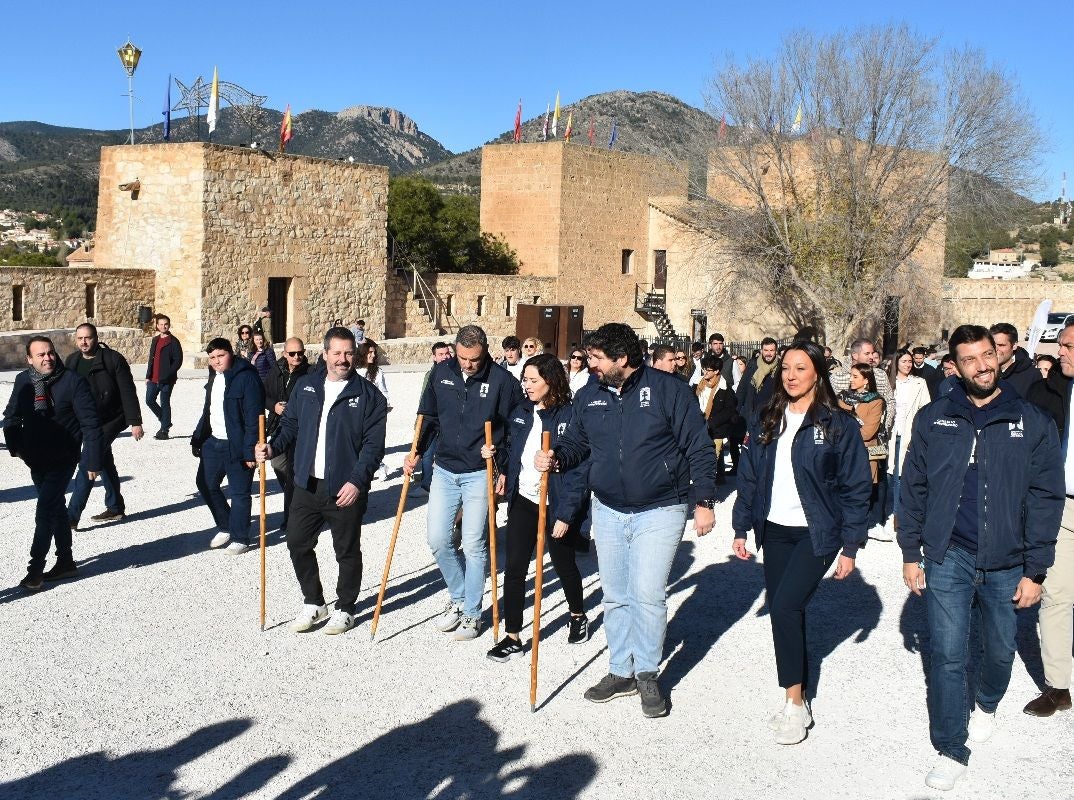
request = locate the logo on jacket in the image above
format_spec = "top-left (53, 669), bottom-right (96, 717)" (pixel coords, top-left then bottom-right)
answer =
top-left (513, 417), bottom-right (526, 425)
top-left (1009, 416), bottom-right (1024, 438)
top-left (587, 399), bottom-right (608, 407)
top-left (933, 418), bottom-right (959, 428)
top-left (639, 387), bottom-right (651, 408)
top-left (302, 386), bottom-right (315, 393)
top-left (557, 422), bottom-right (567, 436)
top-left (440, 379), bottom-right (454, 386)
top-left (480, 383), bottom-right (490, 398)
top-left (813, 427), bottom-right (825, 444)
top-left (348, 398), bottom-right (359, 408)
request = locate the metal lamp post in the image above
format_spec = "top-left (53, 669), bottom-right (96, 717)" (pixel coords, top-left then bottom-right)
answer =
top-left (116, 39), bottom-right (142, 144)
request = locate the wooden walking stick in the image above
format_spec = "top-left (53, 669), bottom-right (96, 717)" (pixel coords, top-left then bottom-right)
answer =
top-left (530, 431), bottom-right (551, 712)
top-left (258, 414), bottom-right (267, 632)
top-left (371, 414), bottom-right (423, 641)
top-left (484, 420), bottom-right (501, 641)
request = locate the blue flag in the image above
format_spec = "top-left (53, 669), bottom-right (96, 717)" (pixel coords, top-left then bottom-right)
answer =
top-left (608, 118), bottom-right (618, 150)
top-left (162, 74), bottom-right (171, 141)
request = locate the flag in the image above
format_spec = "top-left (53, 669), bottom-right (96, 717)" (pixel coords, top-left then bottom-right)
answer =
top-left (280, 104), bottom-right (293, 153)
top-left (608, 118), bottom-right (618, 149)
top-left (564, 110), bottom-right (573, 143)
top-left (514, 99), bottom-right (522, 143)
top-left (552, 91), bottom-right (560, 137)
top-left (207, 66), bottom-right (219, 137)
top-left (162, 74), bottom-right (171, 141)
top-left (718, 113), bottom-right (727, 141)
top-left (587, 117), bottom-right (595, 145)
top-left (542, 103), bottom-right (550, 141)
top-left (792, 102), bottom-right (803, 133)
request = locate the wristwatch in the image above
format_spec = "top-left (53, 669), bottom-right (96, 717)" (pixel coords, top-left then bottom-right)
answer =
top-left (695, 499), bottom-right (716, 510)
top-left (1030, 573), bottom-right (1047, 585)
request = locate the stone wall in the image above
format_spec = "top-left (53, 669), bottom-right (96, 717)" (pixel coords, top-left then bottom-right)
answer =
top-left (0, 326), bottom-right (151, 370)
top-left (940, 279), bottom-right (1074, 336)
top-left (0, 266), bottom-right (155, 332)
top-left (431, 272), bottom-right (556, 339)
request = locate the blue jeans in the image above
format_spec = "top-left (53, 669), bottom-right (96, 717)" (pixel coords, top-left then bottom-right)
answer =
top-left (889, 433), bottom-right (903, 520)
top-left (419, 435), bottom-right (438, 493)
top-left (68, 433), bottom-right (123, 522)
top-left (925, 545), bottom-right (1021, 765)
top-left (29, 462), bottom-right (78, 575)
top-left (195, 437), bottom-right (254, 544)
top-left (145, 381), bottom-right (173, 432)
top-left (591, 496), bottom-right (688, 677)
top-left (426, 466), bottom-right (488, 619)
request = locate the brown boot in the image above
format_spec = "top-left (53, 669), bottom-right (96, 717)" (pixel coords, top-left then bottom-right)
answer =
top-left (1023, 687), bottom-right (1072, 717)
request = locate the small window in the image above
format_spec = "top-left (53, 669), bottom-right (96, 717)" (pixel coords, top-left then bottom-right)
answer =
top-left (445, 294), bottom-right (454, 316)
top-left (476, 295), bottom-right (486, 317)
top-left (505, 295), bottom-right (513, 317)
top-left (532, 295), bottom-right (540, 305)
top-left (85, 283), bottom-right (97, 319)
top-left (622, 249), bottom-right (634, 274)
top-left (12, 284), bottom-right (24, 322)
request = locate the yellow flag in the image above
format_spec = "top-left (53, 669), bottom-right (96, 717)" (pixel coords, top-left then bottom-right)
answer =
top-left (792, 102), bottom-right (803, 133)
top-left (552, 91), bottom-right (560, 137)
top-left (207, 66), bottom-right (220, 136)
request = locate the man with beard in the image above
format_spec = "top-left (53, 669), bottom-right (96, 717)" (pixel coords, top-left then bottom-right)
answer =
top-left (258, 327), bottom-right (386, 635)
top-left (4, 336), bottom-right (102, 589)
top-left (990, 322), bottom-right (1040, 399)
top-left (65, 323), bottom-right (143, 528)
top-left (737, 337), bottom-right (780, 418)
top-left (144, 314), bottom-right (183, 439)
top-left (899, 324), bottom-right (1062, 791)
top-left (262, 337), bottom-right (311, 533)
top-left (535, 323), bottom-right (715, 718)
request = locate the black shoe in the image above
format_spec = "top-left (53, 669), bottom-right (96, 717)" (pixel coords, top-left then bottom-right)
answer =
top-left (486, 637), bottom-right (525, 663)
top-left (91, 509), bottom-right (125, 522)
top-left (69, 519), bottom-right (78, 531)
top-left (154, 430), bottom-right (169, 440)
top-left (1024, 687), bottom-right (1073, 717)
top-left (19, 574), bottom-right (44, 592)
top-left (583, 673), bottom-right (638, 704)
top-left (567, 614), bottom-right (589, 644)
top-left (636, 671), bottom-right (668, 718)
top-left (43, 562), bottom-right (78, 582)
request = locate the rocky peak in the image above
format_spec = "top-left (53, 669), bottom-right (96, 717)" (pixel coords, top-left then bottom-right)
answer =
top-left (336, 106), bottom-right (419, 136)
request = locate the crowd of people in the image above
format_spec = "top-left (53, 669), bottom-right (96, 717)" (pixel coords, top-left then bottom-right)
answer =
top-left (5, 311), bottom-right (1074, 793)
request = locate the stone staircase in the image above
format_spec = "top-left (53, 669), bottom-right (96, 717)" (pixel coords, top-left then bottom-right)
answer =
top-left (385, 269), bottom-right (443, 338)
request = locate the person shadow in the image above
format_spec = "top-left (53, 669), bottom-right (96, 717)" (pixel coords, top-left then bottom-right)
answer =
top-left (802, 568), bottom-right (882, 698)
top-left (0, 719), bottom-right (289, 800)
top-left (661, 542), bottom-right (766, 694)
top-left (275, 699), bottom-right (598, 800)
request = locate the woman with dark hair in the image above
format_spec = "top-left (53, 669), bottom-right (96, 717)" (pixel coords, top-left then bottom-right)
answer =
top-left (886, 348), bottom-right (930, 538)
top-left (249, 331), bottom-right (274, 379)
top-left (481, 353), bottom-right (589, 661)
top-left (235, 325), bottom-right (254, 360)
top-left (732, 340), bottom-right (871, 745)
top-left (567, 348), bottom-right (590, 396)
top-left (837, 361), bottom-right (886, 490)
top-left (696, 354), bottom-right (737, 484)
top-left (357, 339), bottom-right (390, 481)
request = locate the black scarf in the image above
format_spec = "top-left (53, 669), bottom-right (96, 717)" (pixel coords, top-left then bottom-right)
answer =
top-left (29, 360), bottom-right (65, 412)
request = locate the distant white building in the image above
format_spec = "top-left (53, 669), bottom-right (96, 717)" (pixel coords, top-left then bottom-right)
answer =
top-left (968, 248), bottom-right (1034, 279)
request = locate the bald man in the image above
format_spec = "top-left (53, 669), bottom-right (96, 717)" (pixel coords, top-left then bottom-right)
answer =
top-left (263, 337), bottom-right (311, 532)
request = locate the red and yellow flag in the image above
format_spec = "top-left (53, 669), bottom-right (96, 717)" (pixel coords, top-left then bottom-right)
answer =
top-left (564, 110), bottom-right (573, 143)
top-left (280, 105), bottom-right (293, 153)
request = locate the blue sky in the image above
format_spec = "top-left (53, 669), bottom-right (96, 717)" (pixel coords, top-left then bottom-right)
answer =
top-left (2, 0), bottom-right (1070, 199)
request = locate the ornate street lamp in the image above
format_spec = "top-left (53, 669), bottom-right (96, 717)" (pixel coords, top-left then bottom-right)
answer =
top-left (116, 39), bottom-right (142, 144)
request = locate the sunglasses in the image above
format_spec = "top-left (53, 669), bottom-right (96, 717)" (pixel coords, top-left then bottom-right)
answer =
top-left (523, 345), bottom-right (537, 350)
top-left (675, 356), bottom-right (687, 361)
top-left (286, 351), bottom-right (303, 357)
top-left (570, 354), bottom-right (585, 360)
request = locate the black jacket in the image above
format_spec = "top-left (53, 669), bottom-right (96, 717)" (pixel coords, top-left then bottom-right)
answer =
top-left (64, 344), bottom-right (142, 439)
top-left (553, 364), bottom-right (716, 513)
top-left (503, 399), bottom-right (589, 526)
top-left (737, 356), bottom-right (776, 418)
top-left (999, 347), bottom-right (1041, 399)
top-left (263, 356), bottom-right (311, 438)
top-left (699, 380), bottom-right (738, 439)
top-left (416, 356), bottom-right (523, 475)
top-left (911, 362), bottom-right (942, 400)
top-left (897, 382), bottom-right (1062, 576)
top-left (3, 365), bottom-right (102, 472)
top-left (270, 370), bottom-right (387, 497)
top-left (192, 357), bottom-right (265, 462)
top-left (1026, 368), bottom-right (1071, 442)
top-left (732, 405), bottom-right (872, 558)
top-left (145, 334), bottom-right (183, 385)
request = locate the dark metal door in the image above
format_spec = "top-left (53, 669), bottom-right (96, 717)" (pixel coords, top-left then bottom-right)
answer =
top-left (654, 250), bottom-right (667, 291)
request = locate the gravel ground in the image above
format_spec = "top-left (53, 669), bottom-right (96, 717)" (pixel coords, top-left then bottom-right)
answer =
top-left (1, 369), bottom-right (1071, 800)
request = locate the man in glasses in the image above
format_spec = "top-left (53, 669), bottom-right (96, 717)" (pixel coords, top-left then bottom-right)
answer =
top-left (263, 337), bottom-right (311, 532)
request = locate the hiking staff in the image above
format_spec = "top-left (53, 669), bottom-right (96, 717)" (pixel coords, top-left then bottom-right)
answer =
top-left (485, 420), bottom-right (501, 641)
top-left (370, 414), bottom-right (424, 641)
top-left (530, 430), bottom-right (551, 712)
top-left (258, 414), bottom-right (267, 632)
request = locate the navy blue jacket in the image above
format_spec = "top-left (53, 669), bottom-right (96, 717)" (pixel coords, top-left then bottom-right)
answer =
top-left (503, 399), bottom-right (589, 526)
top-left (898, 382), bottom-right (1062, 576)
top-left (192, 357), bottom-right (265, 462)
top-left (416, 356), bottom-right (523, 475)
top-left (553, 364), bottom-right (716, 513)
top-left (145, 334), bottom-right (183, 385)
top-left (3, 365), bottom-right (102, 472)
top-left (270, 370), bottom-right (387, 497)
top-left (732, 405), bottom-right (872, 557)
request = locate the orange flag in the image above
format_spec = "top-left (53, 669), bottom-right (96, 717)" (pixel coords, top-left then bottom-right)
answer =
top-left (280, 105), bottom-right (293, 153)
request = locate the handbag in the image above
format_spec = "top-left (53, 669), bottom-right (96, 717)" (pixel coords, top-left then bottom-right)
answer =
top-left (867, 442), bottom-right (888, 461)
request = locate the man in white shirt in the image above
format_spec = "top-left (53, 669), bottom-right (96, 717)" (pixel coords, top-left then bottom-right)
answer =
top-left (257, 327), bottom-right (387, 636)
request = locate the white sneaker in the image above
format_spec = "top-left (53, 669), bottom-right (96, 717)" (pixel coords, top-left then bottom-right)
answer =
top-left (925, 755), bottom-right (967, 791)
top-left (968, 705), bottom-right (996, 743)
top-left (453, 615), bottom-right (482, 641)
top-left (209, 531), bottom-right (231, 549)
top-left (323, 609), bottom-right (355, 635)
top-left (774, 700), bottom-right (812, 745)
top-left (435, 601), bottom-right (463, 632)
top-left (289, 604), bottom-right (330, 632)
top-left (224, 542), bottom-right (252, 555)
top-left (868, 523), bottom-right (893, 542)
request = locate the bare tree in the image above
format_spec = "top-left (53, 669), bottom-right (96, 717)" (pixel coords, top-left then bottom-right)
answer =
top-left (698, 24), bottom-right (1042, 352)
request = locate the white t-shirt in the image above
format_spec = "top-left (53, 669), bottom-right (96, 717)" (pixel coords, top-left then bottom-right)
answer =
top-left (518, 409), bottom-right (544, 503)
top-left (568, 369), bottom-right (590, 396)
top-left (894, 375), bottom-right (915, 436)
top-left (209, 371), bottom-right (227, 439)
top-left (356, 367), bottom-right (389, 405)
top-left (504, 361), bottom-right (524, 381)
top-left (1066, 389), bottom-right (1074, 496)
top-left (767, 409), bottom-right (808, 527)
top-left (312, 378), bottom-right (348, 479)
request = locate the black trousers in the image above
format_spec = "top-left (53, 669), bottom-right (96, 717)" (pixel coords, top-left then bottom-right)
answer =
top-left (286, 477), bottom-right (366, 614)
top-left (270, 450), bottom-right (295, 528)
top-left (29, 461), bottom-right (78, 575)
top-left (503, 493), bottom-right (584, 635)
top-left (762, 521), bottom-right (837, 689)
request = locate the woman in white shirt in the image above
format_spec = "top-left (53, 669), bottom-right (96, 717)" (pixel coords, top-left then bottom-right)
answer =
top-left (567, 348), bottom-right (590, 396)
top-left (886, 349), bottom-right (930, 535)
top-left (357, 340), bottom-right (391, 480)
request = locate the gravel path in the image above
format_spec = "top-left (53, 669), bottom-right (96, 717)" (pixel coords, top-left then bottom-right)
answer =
top-left (0, 370), bottom-right (1070, 800)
